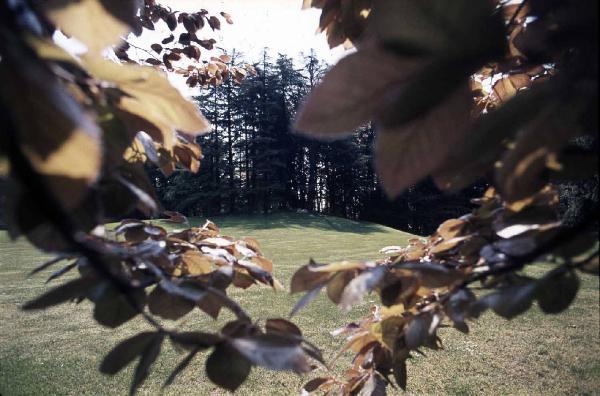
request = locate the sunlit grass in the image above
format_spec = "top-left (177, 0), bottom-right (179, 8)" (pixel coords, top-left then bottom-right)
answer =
top-left (0, 212), bottom-right (598, 395)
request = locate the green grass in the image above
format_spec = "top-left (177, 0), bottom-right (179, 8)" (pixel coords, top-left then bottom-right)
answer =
top-left (0, 212), bottom-right (598, 395)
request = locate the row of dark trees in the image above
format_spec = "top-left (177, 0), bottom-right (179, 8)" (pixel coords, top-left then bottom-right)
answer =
top-left (147, 50), bottom-right (486, 235)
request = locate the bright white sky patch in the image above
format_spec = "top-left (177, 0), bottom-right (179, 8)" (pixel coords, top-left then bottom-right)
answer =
top-left (54, 1), bottom-right (348, 96)
top-left (148, 0), bottom-right (347, 63)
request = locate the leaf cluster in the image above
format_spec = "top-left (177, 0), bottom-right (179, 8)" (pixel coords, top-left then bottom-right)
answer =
top-left (296, 0), bottom-right (598, 394)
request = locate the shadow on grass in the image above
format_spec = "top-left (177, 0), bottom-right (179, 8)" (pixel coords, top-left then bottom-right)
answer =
top-left (183, 211), bottom-right (393, 234)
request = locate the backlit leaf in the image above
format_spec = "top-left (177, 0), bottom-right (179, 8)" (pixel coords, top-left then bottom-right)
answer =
top-left (43, 0), bottom-right (141, 52)
top-left (0, 38), bottom-right (102, 208)
top-left (290, 263), bottom-right (330, 293)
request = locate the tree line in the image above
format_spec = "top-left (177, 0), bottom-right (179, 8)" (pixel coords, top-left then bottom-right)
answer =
top-left (148, 50), bottom-right (486, 235)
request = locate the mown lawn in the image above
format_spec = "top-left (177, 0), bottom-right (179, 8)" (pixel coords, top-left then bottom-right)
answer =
top-left (0, 212), bottom-right (598, 395)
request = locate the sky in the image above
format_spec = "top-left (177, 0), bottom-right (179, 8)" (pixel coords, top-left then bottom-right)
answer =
top-left (132, 0), bottom-right (348, 63)
top-left (55, 0), bottom-right (350, 96)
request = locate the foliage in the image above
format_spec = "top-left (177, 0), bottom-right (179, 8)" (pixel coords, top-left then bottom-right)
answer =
top-left (151, 51), bottom-right (480, 234)
top-left (293, 0), bottom-right (598, 393)
top-left (0, 0), bottom-right (315, 393)
top-left (0, 0), bottom-right (597, 395)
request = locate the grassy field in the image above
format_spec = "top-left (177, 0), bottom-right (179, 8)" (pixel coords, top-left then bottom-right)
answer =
top-left (0, 212), bottom-right (598, 395)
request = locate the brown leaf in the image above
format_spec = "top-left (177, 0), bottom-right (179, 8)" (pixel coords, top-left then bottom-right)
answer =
top-left (179, 250), bottom-right (212, 275)
top-left (150, 43), bottom-right (163, 54)
top-left (496, 111), bottom-right (577, 203)
top-left (84, 57), bottom-right (211, 151)
top-left (43, 0), bottom-right (141, 52)
top-left (266, 318), bottom-right (302, 337)
top-left (290, 263), bottom-right (330, 293)
top-left (208, 15), bottom-right (221, 30)
top-left (0, 39), bottom-right (102, 208)
top-left (327, 270), bottom-right (356, 304)
top-left (148, 284), bottom-right (195, 320)
top-left (375, 84), bottom-right (473, 198)
top-left (294, 47), bottom-right (420, 138)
